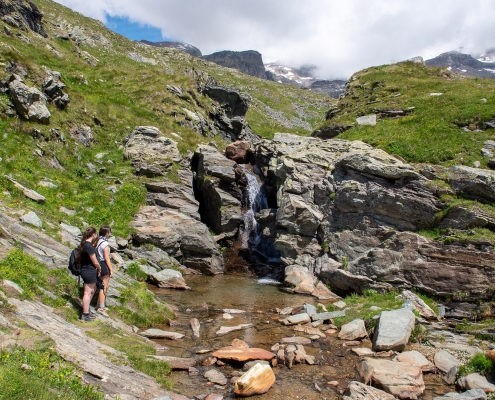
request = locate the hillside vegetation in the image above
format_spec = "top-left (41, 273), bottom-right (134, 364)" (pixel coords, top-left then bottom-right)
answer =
top-left (0, 0), bottom-right (332, 239)
top-left (321, 61), bottom-right (495, 167)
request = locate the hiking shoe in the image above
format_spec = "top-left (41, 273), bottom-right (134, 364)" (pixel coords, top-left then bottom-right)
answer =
top-left (80, 313), bottom-right (95, 322)
top-left (97, 308), bottom-right (109, 317)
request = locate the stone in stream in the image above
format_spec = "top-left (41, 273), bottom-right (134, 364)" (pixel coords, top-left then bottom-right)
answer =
top-left (433, 390), bottom-right (487, 400)
top-left (190, 318), bottom-right (200, 338)
top-left (372, 308), bottom-right (415, 351)
top-left (234, 363), bottom-right (276, 397)
top-left (433, 350), bottom-right (461, 374)
top-left (458, 373), bottom-right (495, 393)
top-left (338, 319), bottom-right (368, 341)
top-left (293, 325), bottom-right (326, 338)
top-left (352, 348), bottom-right (375, 356)
top-left (139, 329), bottom-right (185, 340)
top-left (343, 381), bottom-right (396, 400)
top-left (358, 358), bottom-right (425, 399)
top-left (286, 312), bottom-right (311, 325)
top-left (311, 310), bottom-right (346, 321)
top-left (203, 369), bottom-right (227, 386)
top-left (150, 269), bottom-right (190, 290)
top-left (222, 313), bottom-right (233, 319)
top-left (150, 356), bottom-right (196, 370)
top-left (222, 308), bottom-right (246, 314)
top-left (242, 360), bottom-right (270, 371)
top-left (394, 350), bottom-right (436, 372)
top-left (212, 345), bottom-right (275, 362)
top-left (215, 324), bottom-right (252, 335)
top-left (280, 337), bottom-right (312, 345)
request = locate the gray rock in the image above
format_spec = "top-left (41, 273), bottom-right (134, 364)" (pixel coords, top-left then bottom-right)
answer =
top-left (38, 180), bottom-right (58, 189)
top-left (5, 176), bottom-right (46, 204)
top-left (21, 211), bottom-right (42, 228)
top-left (373, 308), bottom-right (415, 351)
top-left (458, 373), bottom-right (495, 393)
top-left (449, 166), bottom-right (495, 203)
top-left (59, 206), bottom-right (76, 216)
top-left (60, 222), bottom-right (81, 237)
top-left (203, 369), bottom-right (227, 385)
top-left (242, 360), bottom-right (270, 371)
top-left (139, 329), bottom-right (184, 340)
top-left (433, 350), bottom-right (461, 374)
top-left (286, 313), bottom-right (311, 325)
top-left (338, 319), bottom-right (367, 341)
top-left (433, 389), bottom-right (486, 400)
top-left (311, 310), bottom-right (346, 321)
top-left (8, 74), bottom-right (50, 123)
top-left (2, 280), bottom-right (24, 294)
top-left (70, 125), bottom-right (93, 147)
top-left (149, 269), bottom-right (190, 290)
top-left (343, 381), bottom-right (395, 400)
top-left (401, 290), bottom-right (438, 320)
top-left (356, 114), bottom-right (377, 126)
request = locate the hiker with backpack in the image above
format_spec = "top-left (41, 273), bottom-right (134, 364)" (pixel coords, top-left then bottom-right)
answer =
top-left (76, 227), bottom-right (101, 322)
top-left (95, 225), bottom-right (114, 316)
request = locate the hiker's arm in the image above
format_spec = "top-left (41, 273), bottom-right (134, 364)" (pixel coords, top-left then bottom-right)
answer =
top-left (104, 246), bottom-right (113, 277)
top-left (89, 253), bottom-right (101, 275)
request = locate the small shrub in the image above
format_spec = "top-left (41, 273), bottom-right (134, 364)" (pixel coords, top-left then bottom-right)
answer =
top-left (458, 353), bottom-right (495, 377)
top-left (142, 243), bottom-right (155, 251)
top-left (340, 256), bottom-right (348, 270)
top-left (125, 262), bottom-right (148, 282)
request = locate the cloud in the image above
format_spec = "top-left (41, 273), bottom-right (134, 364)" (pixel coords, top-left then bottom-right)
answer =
top-left (54, 0), bottom-right (495, 78)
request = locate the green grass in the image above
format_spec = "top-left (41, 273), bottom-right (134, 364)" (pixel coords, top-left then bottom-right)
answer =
top-left (458, 353), bottom-right (495, 377)
top-left (0, 341), bottom-right (103, 399)
top-left (125, 262), bottom-right (148, 282)
top-left (328, 289), bottom-right (404, 328)
top-left (84, 322), bottom-right (172, 388)
top-left (321, 61), bottom-right (495, 167)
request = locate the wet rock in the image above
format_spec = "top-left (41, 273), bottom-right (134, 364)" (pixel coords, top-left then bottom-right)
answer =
top-left (190, 318), bottom-right (200, 338)
top-left (204, 369), bottom-right (227, 386)
top-left (338, 319), bottom-right (367, 341)
top-left (357, 358), bottom-right (425, 399)
top-left (293, 325), bottom-right (326, 338)
top-left (279, 337), bottom-right (311, 345)
top-left (139, 329), bottom-right (184, 340)
top-left (215, 324), bottom-right (253, 335)
top-left (225, 140), bottom-right (251, 163)
top-left (373, 308), bottom-right (415, 351)
top-left (458, 374), bottom-right (495, 393)
top-left (149, 269), bottom-right (190, 290)
top-left (343, 381), bottom-right (395, 400)
top-left (201, 357), bottom-right (217, 366)
top-left (20, 211), bottom-right (42, 228)
top-left (212, 344), bottom-right (275, 362)
top-left (433, 390), bottom-right (487, 400)
top-left (234, 363), bottom-right (276, 397)
top-left (8, 74), bottom-right (50, 123)
top-left (394, 351), bottom-right (435, 372)
top-left (286, 313), bottom-right (311, 325)
top-left (433, 350), bottom-right (461, 374)
top-left (150, 356), bottom-right (196, 370)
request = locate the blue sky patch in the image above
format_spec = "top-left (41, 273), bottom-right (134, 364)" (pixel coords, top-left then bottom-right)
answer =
top-left (104, 15), bottom-right (172, 42)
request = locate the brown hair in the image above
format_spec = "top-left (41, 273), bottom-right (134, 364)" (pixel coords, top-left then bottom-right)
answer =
top-left (99, 225), bottom-right (112, 237)
top-left (76, 227), bottom-right (96, 267)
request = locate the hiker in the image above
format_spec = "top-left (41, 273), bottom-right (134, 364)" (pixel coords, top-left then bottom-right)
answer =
top-left (95, 225), bottom-right (114, 316)
top-left (76, 227), bottom-right (101, 322)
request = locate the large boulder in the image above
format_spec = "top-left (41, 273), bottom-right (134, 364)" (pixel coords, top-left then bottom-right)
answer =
top-left (433, 350), bottom-right (461, 374)
top-left (8, 74), bottom-right (50, 123)
top-left (338, 319), bottom-right (367, 341)
top-left (149, 269), bottom-right (190, 290)
top-left (357, 358), bottom-right (425, 399)
top-left (234, 363), bottom-right (276, 397)
top-left (373, 307), bottom-right (415, 351)
top-left (284, 264), bottom-right (341, 301)
top-left (145, 182), bottom-right (200, 220)
top-left (124, 126), bottom-right (182, 177)
top-left (458, 374), bottom-right (495, 393)
top-left (131, 206), bottom-right (224, 274)
top-left (225, 140), bottom-right (252, 163)
top-left (449, 166), bottom-right (495, 203)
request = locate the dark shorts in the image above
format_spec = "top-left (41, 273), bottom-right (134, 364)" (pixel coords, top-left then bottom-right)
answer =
top-left (80, 265), bottom-right (98, 284)
top-left (100, 260), bottom-right (110, 277)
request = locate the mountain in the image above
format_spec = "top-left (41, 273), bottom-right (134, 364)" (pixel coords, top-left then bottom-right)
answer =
top-left (478, 48), bottom-right (495, 63)
top-left (202, 50), bottom-right (268, 80)
top-left (139, 40), bottom-right (202, 57)
top-left (425, 51), bottom-right (495, 78)
top-left (265, 62), bottom-right (346, 98)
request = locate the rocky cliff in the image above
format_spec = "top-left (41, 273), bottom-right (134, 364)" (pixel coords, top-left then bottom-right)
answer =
top-left (203, 50), bottom-right (268, 80)
top-left (426, 51), bottom-right (495, 78)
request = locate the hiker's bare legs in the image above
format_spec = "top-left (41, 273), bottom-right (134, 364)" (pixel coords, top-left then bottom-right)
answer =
top-left (82, 283), bottom-right (96, 313)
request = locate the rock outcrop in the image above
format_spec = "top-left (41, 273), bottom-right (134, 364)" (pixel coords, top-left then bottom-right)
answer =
top-left (203, 50), bottom-right (268, 80)
top-left (0, 0), bottom-right (47, 37)
top-left (8, 74), bottom-right (50, 123)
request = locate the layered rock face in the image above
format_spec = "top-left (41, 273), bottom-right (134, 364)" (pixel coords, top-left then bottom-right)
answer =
top-left (0, 0), bottom-right (47, 37)
top-left (203, 50), bottom-right (268, 80)
top-left (253, 133), bottom-right (495, 299)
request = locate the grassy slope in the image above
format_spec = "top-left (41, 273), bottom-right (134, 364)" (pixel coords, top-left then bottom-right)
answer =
top-left (321, 61), bottom-right (495, 167)
top-left (0, 0), bottom-right (332, 239)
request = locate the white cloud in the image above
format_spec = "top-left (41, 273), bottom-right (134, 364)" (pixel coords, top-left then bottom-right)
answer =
top-left (54, 0), bottom-right (495, 78)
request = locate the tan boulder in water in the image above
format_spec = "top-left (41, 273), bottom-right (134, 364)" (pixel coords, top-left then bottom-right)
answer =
top-left (234, 363), bottom-right (276, 397)
top-left (213, 346), bottom-right (275, 362)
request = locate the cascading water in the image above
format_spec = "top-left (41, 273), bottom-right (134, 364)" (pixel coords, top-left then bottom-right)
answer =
top-left (238, 165), bottom-right (281, 266)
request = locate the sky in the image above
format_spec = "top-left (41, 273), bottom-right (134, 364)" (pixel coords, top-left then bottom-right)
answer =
top-left (54, 0), bottom-right (495, 79)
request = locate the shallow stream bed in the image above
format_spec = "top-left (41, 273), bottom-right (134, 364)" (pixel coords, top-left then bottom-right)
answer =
top-left (149, 275), bottom-right (452, 399)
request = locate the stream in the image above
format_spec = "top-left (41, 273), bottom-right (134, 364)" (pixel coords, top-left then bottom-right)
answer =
top-left (150, 275), bottom-right (450, 400)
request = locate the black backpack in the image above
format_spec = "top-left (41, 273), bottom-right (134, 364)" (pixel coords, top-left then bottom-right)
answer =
top-left (68, 248), bottom-right (80, 276)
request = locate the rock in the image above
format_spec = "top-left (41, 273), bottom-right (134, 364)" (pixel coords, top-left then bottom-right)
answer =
top-left (286, 313), bottom-right (311, 325)
top-left (59, 206), bottom-right (76, 216)
top-left (433, 350), bottom-right (461, 374)
top-left (486, 350), bottom-right (495, 364)
top-left (60, 222), bottom-right (81, 237)
top-left (38, 180), bottom-right (58, 189)
top-left (131, 206), bottom-right (224, 275)
top-left (357, 358), bottom-right (425, 399)
top-left (124, 126), bottom-right (182, 177)
top-left (312, 124), bottom-right (352, 139)
top-left (449, 166), bottom-right (495, 203)
top-left (234, 363), bottom-right (276, 397)
top-left (215, 324), bottom-right (252, 335)
top-left (311, 310), bottom-right (346, 322)
top-left (225, 141), bottom-right (251, 163)
top-left (352, 348), bottom-right (375, 356)
top-left (5, 176), bottom-right (46, 203)
top-left (339, 319), bottom-right (368, 341)
top-left (343, 381), bottom-right (396, 400)
top-left (242, 360), bottom-right (270, 371)
top-left (20, 211), bottom-right (42, 228)
top-left (201, 357), bottom-right (217, 366)
top-left (373, 308), bottom-right (415, 351)
top-left (190, 318), bottom-right (200, 338)
top-left (150, 356), bottom-right (196, 370)
top-left (145, 182), bottom-right (200, 220)
top-left (8, 74), bottom-right (50, 123)
top-left (43, 68), bottom-right (70, 110)
top-left (458, 374), bottom-right (495, 393)
top-left (205, 395), bottom-right (223, 400)
top-left (333, 301), bottom-right (347, 309)
top-left (401, 290), bottom-right (438, 320)
top-left (394, 351), bottom-right (435, 372)
top-left (356, 114), bottom-right (377, 126)
top-left (293, 325), bottom-right (326, 338)
top-left (433, 390), bottom-right (487, 400)
top-left (149, 269), bottom-right (190, 290)
top-left (70, 125), bottom-right (93, 147)
top-left (139, 329), bottom-right (185, 340)
top-left (212, 346), bottom-right (275, 362)
top-left (222, 313), bottom-right (233, 319)
top-left (204, 369), bottom-right (227, 386)
top-left (279, 337), bottom-right (312, 345)
top-left (2, 280), bottom-right (24, 294)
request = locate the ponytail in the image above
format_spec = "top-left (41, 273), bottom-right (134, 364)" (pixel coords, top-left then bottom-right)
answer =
top-left (76, 227), bottom-right (96, 267)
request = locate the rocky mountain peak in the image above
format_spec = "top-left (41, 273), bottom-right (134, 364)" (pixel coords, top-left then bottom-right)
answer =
top-left (425, 50), bottom-right (495, 78)
top-left (202, 50), bottom-right (268, 80)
